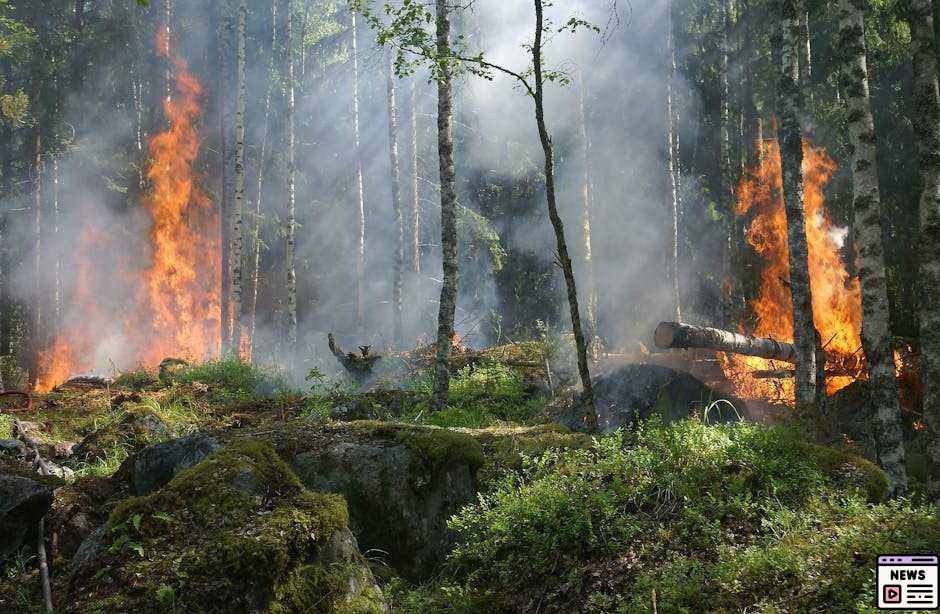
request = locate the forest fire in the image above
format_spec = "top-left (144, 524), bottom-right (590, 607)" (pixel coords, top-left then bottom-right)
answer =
top-left (720, 137), bottom-right (863, 403)
top-left (33, 35), bottom-right (219, 391)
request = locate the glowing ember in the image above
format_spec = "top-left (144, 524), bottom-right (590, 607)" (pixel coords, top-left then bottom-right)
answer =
top-left (34, 34), bottom-right (219, 391)
top-left (721, 137), bottom-right (863, 403)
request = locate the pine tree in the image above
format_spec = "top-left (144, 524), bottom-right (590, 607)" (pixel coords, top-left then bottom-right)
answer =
top-left (285, 0), bottom-right (298, 352)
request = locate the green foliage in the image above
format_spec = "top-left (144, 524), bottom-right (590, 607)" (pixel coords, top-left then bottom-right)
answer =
top-left (405, 360), bottom-right (543, 428)
top-left (168, 357), bottom-right (292, 402)
top-left (113, 368), bottom-right (159, 391)
top-left (441, 420), bottom-right (935, 611)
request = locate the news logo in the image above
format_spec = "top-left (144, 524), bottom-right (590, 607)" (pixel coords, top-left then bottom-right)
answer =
top-left (877, 555), bottom-right (938, 610)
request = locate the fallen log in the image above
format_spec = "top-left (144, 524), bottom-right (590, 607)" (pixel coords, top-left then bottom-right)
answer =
top-left (654, 322), bottom-right (797, 362)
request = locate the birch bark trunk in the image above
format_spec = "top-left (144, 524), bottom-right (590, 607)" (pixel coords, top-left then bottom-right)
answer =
top-left (231, 0), bottom-right (247, 354)
top-left (431, 0), bottom-right (459, 411)
top-left (837, 0), bottom-right (907, 495)
top-left (351, 11), bottom-right (366, 332)
top-left (906, 0), bottom-right (940, 508)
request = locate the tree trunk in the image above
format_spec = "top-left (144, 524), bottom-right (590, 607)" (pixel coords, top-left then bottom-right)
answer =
top-left (351, 11), bottom-right (366, 332)
top-left (719, 0), bottom-right (734, 324)
top-left (666, 0), bottom-right (681, 322)
top-left (776, 0), bottom-right (817, 407)
top-left (32, 123), bottom-right (43, 354)
top-left (52, 157), bottom-right (60, 332)
top-left (285, 0), bottom-right (298, 352)
top-left (231, 0), bottom-right (247, 355)
top-left (431, 0), bottom-right (459, 412)
top-left (576, 66), bottom-right (598, 361)
top-left (655, 321), bottom-right (798, 361)
top-left (249, 0), bottom-right (279, 360)
top-left (217, 0), bottom-right (232, 353)
top-left (799, 3), bottom-right (813, 101)
top-left (410, 79), bottom-right (421, 275)
top-left (164, 0), bottom-right (173, 103)
top-left (907, 0), bottom-right (940, 509)
top-left (836, 0), bottom-right (908, 495)
top-left (532, 0), bottom-right (597, 429)
top-left (387, 56), bottom-right (404, 348)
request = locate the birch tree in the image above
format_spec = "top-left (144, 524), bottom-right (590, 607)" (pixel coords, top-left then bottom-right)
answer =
top-left (217, 0), bottom-right (232, 352)
top-left (285, 0), bottom-right (298, 352)
top-left (387, 56), bottom-right (404, 348)
top-left (776, 0), bottom-right (817, 407)
top-left (837, 0), bottom-right (907, 496)
top-left (230, 0), bottom-right (247, 354)
top-left (666, 0), bottom-right (681, 322)
top-left (249, 0), bottom-right (279, 359)
top-left (351, 9), bottom-right (366, 332)
top-left (410, 79), bottom-right (421, 276)
top-left (576, 65), bottom-right (597, 360)
top-left (906, 0), bottom-right (940, 508)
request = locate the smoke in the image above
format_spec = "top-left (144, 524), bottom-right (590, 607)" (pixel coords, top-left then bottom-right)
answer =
top-left (4, 0), bottom-right (719, 387)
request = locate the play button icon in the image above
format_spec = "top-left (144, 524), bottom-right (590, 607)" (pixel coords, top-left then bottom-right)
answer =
top-left (883, 585), bottom-right (902, 604)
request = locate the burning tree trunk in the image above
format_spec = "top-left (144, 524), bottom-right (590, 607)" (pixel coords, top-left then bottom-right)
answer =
top-left (906, 0), bottom-right (940, 508)
top-left (249, 0), bottom-right (279, 360)
top-left (776, 0), bottom-right (817, 407)
top-left (410, 80), bottom-right (421, 276)
top-left (231, 0), bottom-right (247, 354)
top-left (351, 10), bottom-right (366, 332)
top-left (576, 65), bottom-right (598, 361)
top-left (386, 55), bottom-right (404, 349)
top-left (431, 0), bottom-right (459, 412)
top-left (285, 0), bottom-right (298, 352)
top-left (837, 0), bottom-right (907, 495)
top-left (665, 0), bottom-right (681, 322)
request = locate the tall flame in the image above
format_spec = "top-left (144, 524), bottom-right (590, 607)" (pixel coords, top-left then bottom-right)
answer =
top-left (721, 137), bottom-right (863, 402)
top-left (133, 31), bottom-right (220, 366)
top-left (33, 34), bottom-right (219, 391)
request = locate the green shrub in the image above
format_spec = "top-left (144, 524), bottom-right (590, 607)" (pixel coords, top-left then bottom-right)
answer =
top-left (113, 368), bottom-right (159, 391)
top-left (169, 357), bottom-right (292, 402)
top-left (444, 420), bottom-right (939, 612)
top-left (406, 360), bottom-right (543, 428)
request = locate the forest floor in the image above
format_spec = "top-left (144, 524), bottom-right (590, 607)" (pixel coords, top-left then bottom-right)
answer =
top-left (1, 347), bottom-right (938, 613)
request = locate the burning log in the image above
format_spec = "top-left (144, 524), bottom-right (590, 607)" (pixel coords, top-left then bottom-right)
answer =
top-left (654, 322), bottom-right (797, 362)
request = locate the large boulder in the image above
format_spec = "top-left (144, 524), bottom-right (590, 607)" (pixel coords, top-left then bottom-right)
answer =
top-left (549, 364), bottom-right (749, 432)
top-left (67, 441), bottom-right (387, 613)
top-left (0, 460), bottom-right (58, 563)
top-left (132, 432), bottom-right (221, 495)
top-left (282, 423), bottom-right (483, 581)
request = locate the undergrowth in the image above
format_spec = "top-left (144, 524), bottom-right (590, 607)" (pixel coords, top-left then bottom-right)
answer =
top-left (390, 419), bottom-right (939, 613)
top-left (167, 357), bottom-right (292, 403)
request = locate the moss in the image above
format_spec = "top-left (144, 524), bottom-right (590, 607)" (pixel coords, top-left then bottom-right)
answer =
top-left (798, 441), bottom-right (890, 502)
top-left (368, 423), bottom-right (485, 475)
top-left (68, 440), bottom-right (374, 613)
top-left (0, 457), bottom-right (67, 488)
top-left (270, 562), bottom-right (386, 614)
top-left (469, 424), bottom-right (593, 478)
top-left (113, 368), bottom-right (160, 391)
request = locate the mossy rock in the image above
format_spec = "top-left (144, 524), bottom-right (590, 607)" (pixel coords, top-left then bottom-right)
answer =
top-left (467, 423), bottom-right (593, 479)
top-left (287, 422), bottom-right (482, 581)
top-left (799, 441), bottom-right (890, 502)
top-left (73, 409), bottom-right (174, 464)
top-left (0, 460), bottom-right (58, 564)
top-left (66, 441), bottom-right (387, 613)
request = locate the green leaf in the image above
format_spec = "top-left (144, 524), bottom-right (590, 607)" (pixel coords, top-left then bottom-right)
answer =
top-left (131, 513), bottom-right (142, 532)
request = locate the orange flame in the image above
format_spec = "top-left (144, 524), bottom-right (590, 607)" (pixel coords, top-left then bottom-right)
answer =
top-left (720, 137), bottom-right (863, 402)
top-left (33, 34), bottom-right (219, 391)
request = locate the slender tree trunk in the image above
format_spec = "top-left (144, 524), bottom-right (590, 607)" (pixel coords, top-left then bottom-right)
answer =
top-left (231, 0), bottom-right (247, 355)
top-left (164, 0), bottom-right (173, 104)
top-left (799, 3), bottom-right (813, 103)
top-left (32, 124), bottom-right (43, 355)
top-left (666, 1), bottom-right (681, 322)
top-left (52, 157), bottom-right (60, 332)
top-left (532, 0), bottom-right (597, 429)
top-left (410, 80), bottom-right (421, 275)
top-left (217, 0), bottom-right (232, 353)
top-left (742, 0), bottom-right (763, 167)
top-left (777, 0), bottom-right (817, 407)
top-left (351, 11), bottom-right (366, 331)
top-left (286, 0), bottom-right (298, 352)
top-left (837, 0), bottom-right (908, 496)
top-left (387, 57), bottom-right (405, 348)
top-left (576, 65), bottom-right (598, 360)
top-left (907, 0), bottom-right (940, 508)
top-left (719, 0), bottom-right (734, 324)
top-left (431, 0), bottom-right (459, 411)
top-left (249, 0), bottom-right (279, 359)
